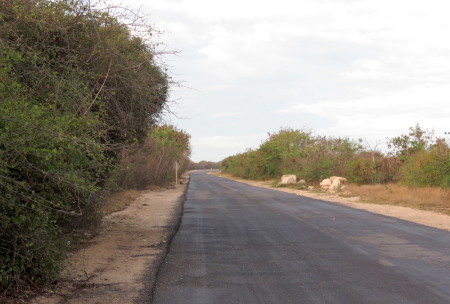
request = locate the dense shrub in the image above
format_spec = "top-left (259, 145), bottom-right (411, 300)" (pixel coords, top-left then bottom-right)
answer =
top-left (222, 126), bottom-right (449, 189)
top-left (0, 0), bottom-right (179, 292)
top-left (344, 152), bottom-right (400, 184)
top-left (0, 0), bottom-right (169, 143)
top-left (221, 150), bottom-right (266, 179)
top-left (0, 97), bottom-right (108, 290)
top-left (222, 128), bottom-right (362, 182)
top-left (397, 139), bottom-right (450, 188)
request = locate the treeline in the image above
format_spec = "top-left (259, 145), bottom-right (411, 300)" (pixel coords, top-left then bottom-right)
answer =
top-left (221, 125), bottom-right (450, 188)
top-left (0, 0), bottom-right (189, 292)
top-left (189, 160), bottom-right (220, 170)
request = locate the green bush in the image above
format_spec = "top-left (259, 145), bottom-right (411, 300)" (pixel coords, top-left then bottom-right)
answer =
top-left (397, 139), bottom-right (450, 188)
top-left (222, 128), bottom-right (361, 182)
top-left (221, 125), bottom-right (448, 189)
top-left (0, 0), bottom-right (175, 292)
top-left (0, 99), bottom-right (108, 290)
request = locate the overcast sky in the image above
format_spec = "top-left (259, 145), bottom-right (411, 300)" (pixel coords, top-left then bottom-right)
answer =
top-left (124, 0), bottom-right (450, 162)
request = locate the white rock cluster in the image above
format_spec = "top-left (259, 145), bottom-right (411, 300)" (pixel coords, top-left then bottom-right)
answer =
top-left (320, 176), bottom-right (347, 193)
top-left (278, 175), bottom-right (310, 186)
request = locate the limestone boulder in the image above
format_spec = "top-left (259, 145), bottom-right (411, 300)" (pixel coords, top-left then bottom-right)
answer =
top-left (279, 174), bottom-right (297, 185)
top-left (320, 178), bottom-right (331, 190)
top-left (320, 176), bottom-right (347, 192)
top-left (328, 176), bottom-right (347, 192)
top-left (330, 176), bottom-right (347, 183)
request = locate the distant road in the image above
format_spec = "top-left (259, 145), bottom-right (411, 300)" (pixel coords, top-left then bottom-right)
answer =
top-left (153, 171), bottom-right (450, 303)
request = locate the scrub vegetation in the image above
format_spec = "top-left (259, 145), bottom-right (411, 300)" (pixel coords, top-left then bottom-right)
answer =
top-left (0, 0), bottom-right (190, 293)
top-left (221, 125), bottom-right (450, 189)
top-left (189, 160), bottom-right (220, 170)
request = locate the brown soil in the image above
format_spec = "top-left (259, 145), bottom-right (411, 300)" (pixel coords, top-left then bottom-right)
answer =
top-left (210, 172), bottom-right (450, 232)
top-left (28, 174), bottom-right (189, 304)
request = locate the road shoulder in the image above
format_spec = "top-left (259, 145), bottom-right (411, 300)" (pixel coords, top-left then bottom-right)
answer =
top-left (31, 175), bottom-right (189, 304)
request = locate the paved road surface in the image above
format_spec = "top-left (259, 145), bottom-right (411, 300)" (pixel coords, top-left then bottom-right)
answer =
top-left (153, 171), bottom-right (450, 303)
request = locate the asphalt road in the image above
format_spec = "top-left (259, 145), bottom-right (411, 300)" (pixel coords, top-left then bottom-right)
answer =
top-left (152, 171), bottom-right (450, 304)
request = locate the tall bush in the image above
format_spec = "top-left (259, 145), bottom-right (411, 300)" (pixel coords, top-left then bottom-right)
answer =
top-left (397, 139), bottom-right (450, 188)
top-left (0, 0), bottom-right (173, 291)
top-left (0, 0), bottom-right (169, 144)
top-left (0, 98), bottom-right (109, 290)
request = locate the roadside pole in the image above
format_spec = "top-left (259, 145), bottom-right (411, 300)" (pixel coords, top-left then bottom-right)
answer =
top-left (175, 160), bottom-right (178, 186)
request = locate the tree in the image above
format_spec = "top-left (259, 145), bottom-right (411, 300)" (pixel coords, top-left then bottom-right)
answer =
top-left (387, 124), bottom-right (434, 159)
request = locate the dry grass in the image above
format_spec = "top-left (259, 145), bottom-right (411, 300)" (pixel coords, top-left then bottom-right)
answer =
top-left (346, 184), bottom-right (450, 215)
top-left (101, 190), bottom-right (141, 214)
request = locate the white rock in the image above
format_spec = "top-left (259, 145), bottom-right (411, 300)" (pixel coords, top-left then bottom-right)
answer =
top-left (328, 176), bottom-right (347, 192)
top-left (330, 176), bottom-right (347, 183)
top-left (320, 178), bottom-right (331, 186)
top-left (298, 179), bottom-right (306, 185)
top-left (307, 186), bottom-right (315, 190)
top-left (279, 174), bottom-right (297, 185)
top-left (320, 178), bottom-right (331, 190)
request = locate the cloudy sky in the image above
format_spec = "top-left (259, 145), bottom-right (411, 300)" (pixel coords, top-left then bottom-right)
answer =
top-left (124, 0), bottom-right (450, 162)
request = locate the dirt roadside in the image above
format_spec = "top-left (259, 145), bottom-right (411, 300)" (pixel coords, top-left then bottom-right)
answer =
top-left (29, 174), bottom-right (189, 304)
top-left (210, 172), bottom-right (450, 232)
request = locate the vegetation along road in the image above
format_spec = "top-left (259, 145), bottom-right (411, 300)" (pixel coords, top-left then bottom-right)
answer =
top-left (153, 171), bottom-right (450, 303)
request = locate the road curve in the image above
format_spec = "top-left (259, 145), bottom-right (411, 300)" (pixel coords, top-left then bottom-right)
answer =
top-left (152, 171), bottom-right (450, 304)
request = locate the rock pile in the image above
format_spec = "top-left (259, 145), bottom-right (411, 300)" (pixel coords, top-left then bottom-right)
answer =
top-left (277, 174), bottom-right (348, 194)
top-left (320, 176), bottom-right (347, 193)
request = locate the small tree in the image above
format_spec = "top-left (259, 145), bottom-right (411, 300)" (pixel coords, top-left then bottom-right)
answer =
top-left (387, 124), bottom-right (434, 160)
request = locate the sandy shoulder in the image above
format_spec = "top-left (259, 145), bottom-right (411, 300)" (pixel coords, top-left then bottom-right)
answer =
top-left (210, 172), bottom-right (450, 232)
top-left (31, 175), bottom-right (189, 304)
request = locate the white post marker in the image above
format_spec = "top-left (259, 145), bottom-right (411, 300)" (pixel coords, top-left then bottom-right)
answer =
top-left (175, 160), bottom-right (179, 186)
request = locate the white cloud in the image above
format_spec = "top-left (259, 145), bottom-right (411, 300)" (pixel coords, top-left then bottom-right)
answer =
top-left (123, 0), bottom-right (450, 161)
top-left (191, 135), bottom-right (264, 161)
top-left (209, 112), bottom-right (245, 118)
top-left (279, 84), bottom-right (450, 147)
